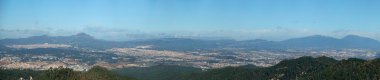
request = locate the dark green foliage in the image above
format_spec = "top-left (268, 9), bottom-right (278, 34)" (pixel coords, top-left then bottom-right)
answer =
top-left (82, 66), bottom-right (135, 80)
top-left (85, 66), bottom-right (116, 80)
top-left (1, 66), bottom-right (135, 80)
top-left (187, 65), bottom-right (264, 80)
top-left (114, 65), bottom-right (201, 80)
top-left (268, 56), bottom-right (338, 80)
top-left (300, 58), bottom-right (380, 80)
top-left (36, 66), bottom-right (79, 80)
top-left (0, 69), bottom-right (40, 80)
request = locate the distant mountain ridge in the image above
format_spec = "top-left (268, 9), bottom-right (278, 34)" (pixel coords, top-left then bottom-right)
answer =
top-left (341, 35), bottom-right (380, 48)
top-left (0, 33), bottom-right (132, 49)
top-left (280, 35), bottom-right (380, 49)
top-left (1, 33), bottom-right (380, 50)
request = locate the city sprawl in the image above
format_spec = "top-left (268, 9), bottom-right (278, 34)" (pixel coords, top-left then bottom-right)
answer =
top-left (0, 43), bottom-right (378, 71)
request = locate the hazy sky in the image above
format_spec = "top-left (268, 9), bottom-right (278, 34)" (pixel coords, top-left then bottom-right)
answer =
top-left (1, 0), bottom-right (380, 41)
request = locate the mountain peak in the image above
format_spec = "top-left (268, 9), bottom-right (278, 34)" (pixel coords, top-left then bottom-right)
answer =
top-left (342, 34), bottom-right (378, 43)
top-left (241, 39), bottom-right (268, 42)
top-left (306, 35), bottom-right (330, 38)
top-left (75, 33), bottom-right (90, 36)
top-left (343, 35), bottom-right (367, 39)
top-left (285, 35), bottom-right (338, 41)
top-left (72, 33), bottom-right (94, 39)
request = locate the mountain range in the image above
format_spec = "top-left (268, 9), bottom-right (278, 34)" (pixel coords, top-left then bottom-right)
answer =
top-left (1, 33), bottom-right (380, 51)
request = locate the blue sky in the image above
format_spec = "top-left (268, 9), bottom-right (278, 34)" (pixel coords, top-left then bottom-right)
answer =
top-left (1, 0), bottom-right (380, 41)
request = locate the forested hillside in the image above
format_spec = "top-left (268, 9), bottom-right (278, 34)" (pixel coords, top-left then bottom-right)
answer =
top-left (0, 66), bottom-right (135, 80)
